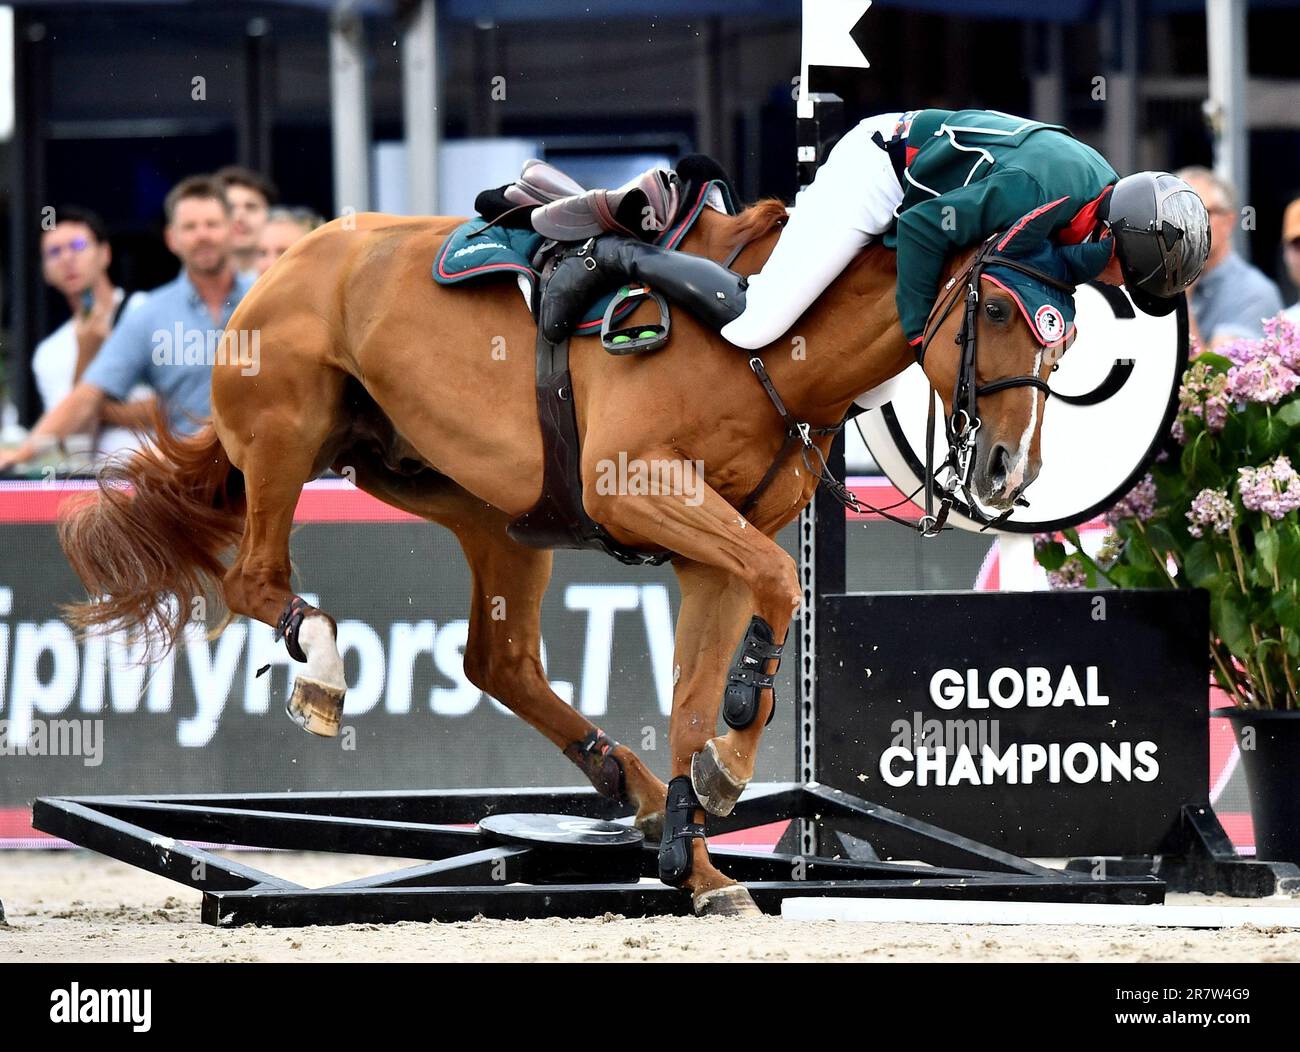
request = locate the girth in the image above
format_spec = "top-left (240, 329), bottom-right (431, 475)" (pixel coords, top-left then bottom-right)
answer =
top-left (505, 325), bottom-right (674, 565)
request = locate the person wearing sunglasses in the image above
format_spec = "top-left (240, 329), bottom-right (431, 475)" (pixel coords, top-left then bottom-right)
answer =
top-left (29, 206), bottom-right (154, 464)
top-left (1176, 167), bottom-right (1282, 350)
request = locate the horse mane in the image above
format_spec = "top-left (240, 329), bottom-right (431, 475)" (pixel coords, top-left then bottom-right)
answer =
top-left (727, 197), bottom-right (789, 243)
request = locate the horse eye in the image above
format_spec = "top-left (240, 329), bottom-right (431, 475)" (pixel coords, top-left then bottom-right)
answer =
top-left (984, 302), bottom-right (1006, 321)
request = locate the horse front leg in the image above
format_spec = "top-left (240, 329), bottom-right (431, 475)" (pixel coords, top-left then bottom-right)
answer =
top-left (585, 463), bottom-right (801, 916)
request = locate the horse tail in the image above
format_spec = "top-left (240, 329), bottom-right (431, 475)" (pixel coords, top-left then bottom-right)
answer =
top-left (58, 403), bottom-right (247, 657)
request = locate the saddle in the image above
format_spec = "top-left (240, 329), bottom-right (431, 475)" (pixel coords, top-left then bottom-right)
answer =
top-left (463, 155), bottom-right (741, 565)
top-left (476, 159), bottom-right (683, 243)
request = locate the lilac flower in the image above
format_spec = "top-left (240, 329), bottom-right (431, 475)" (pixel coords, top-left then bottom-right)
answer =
top-left (1032, 532), bottom-right (1058, 555)
top-left (1219, 337), bottom-right (1259, 367)
top-left (1171, 417), bottom-right (1187, 445)
top-left (1238, 455), bottom-right (1300, 521)
top-left (1186, 488), bottom-right (1235, 538)
top-left (1176, 360), bottom-right (1231, 432)
top-left (1106, 473), bottom-right (1157, 526)
top-left (1262, 315), bottom-right (1300, 371)
top-left (1047, 554), bottom-right (1088, 590)
top-left (1226, 355), bottom-right (1299, 405)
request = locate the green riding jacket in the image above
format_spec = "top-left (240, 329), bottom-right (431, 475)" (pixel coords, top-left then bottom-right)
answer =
top-left (879, 108), bottom-right (1120, 348)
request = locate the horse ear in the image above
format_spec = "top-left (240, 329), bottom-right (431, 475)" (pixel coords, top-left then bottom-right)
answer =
top-left (997, 197), bottom-right (1074, 256)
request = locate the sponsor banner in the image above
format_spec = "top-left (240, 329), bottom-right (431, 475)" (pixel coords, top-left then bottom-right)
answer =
top-left (0, 481), bottom-right (804, 843)
top-left (815, 589), bottom-right (1214, 857)
top-left (0, 481), bottom-right (1248, 851)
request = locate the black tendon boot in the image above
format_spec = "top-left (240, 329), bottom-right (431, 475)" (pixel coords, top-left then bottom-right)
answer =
top-left (658, 775), bottom-right (707, 886)
top-left (540, 234), bottom-right (748, 343)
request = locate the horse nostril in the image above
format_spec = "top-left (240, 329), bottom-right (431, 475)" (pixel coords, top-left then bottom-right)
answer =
top-left (989, 444), bottom-right (1012, 488)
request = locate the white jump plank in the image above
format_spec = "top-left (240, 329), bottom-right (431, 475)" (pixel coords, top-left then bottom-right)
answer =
top-left (781, 897), bottom-right (1300, 928)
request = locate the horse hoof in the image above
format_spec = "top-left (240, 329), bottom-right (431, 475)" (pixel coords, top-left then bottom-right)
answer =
top-left (286, 675), bottom-right (345, 737)
top-left (693, 884), bottom-right (762, 917)
top-left (690, 740), bottom-right (749, 817)
top-left (634, 809), bottom-right (665, 843)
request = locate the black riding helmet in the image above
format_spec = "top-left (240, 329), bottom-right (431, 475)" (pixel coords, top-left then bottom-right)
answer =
top-left (1101, 171), bottom-right (1211, 317)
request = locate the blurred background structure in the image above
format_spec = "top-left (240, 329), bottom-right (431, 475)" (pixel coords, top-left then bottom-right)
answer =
top-left (0, 0), bottom-right (1298, 425)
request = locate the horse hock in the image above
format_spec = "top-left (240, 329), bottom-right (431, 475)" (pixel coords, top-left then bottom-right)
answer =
top-left (562, 729), bottom-right (626, 801)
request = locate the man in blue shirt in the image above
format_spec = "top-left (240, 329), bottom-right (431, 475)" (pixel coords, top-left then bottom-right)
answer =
top-left (1177, 167), bottom-right (1283, 349)
top-left (0, 174), bottom-right (254, 469)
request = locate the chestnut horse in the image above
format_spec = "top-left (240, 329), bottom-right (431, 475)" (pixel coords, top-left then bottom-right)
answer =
top-left (57, 199), bottom-right (1055, 915)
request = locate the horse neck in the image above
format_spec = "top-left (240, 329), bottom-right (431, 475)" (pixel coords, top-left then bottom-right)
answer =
top-left (698, 208), bottom-right (914, 426)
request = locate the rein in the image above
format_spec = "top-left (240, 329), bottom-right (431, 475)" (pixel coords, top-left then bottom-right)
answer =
top-left (741, 232), bottom-right (1079, 535)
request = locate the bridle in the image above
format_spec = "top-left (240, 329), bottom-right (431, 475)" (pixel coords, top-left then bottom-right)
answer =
top-left (912, 232), bottom-right (1078, 537)
top-left (739, 230), bottom-right (1081, 538)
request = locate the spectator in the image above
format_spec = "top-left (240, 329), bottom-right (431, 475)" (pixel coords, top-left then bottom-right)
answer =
top-left (1281, 196), bottom-right (1300, 323)
top-left (0, 175), bottom-right (255, 470)
top-left (31, 205), bottom-right (155, 463)
top-left (256, 206), bottom-right (324, 276)
top-left (1177, 166), bottom-right (1282, 348)
top-left (216, 164), bottom-right (278, 280)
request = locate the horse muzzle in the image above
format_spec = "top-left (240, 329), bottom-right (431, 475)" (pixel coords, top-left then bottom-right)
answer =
top-left (973, 439), bottom-right (1038, 511)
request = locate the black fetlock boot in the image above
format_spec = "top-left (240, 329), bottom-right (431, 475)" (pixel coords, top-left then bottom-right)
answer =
top-left (539, 235), bottom-right (747, 343)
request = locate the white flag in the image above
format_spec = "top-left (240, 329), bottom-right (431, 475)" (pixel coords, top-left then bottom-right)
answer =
top-left (799, 0), bottom-right (871, 118)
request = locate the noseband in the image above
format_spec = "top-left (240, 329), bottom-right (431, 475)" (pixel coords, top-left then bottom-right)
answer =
top-left (914, 233), bottom-right (1077, 536)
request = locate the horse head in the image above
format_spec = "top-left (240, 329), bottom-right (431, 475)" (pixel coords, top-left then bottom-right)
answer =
top-left (917, 202), bottom-right (1114, 513)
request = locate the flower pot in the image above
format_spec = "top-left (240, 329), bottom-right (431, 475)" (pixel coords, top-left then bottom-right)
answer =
top-left (1214, 708), bottom-right (1300, 864)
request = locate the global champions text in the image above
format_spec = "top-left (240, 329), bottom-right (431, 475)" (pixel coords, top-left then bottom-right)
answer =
top-left (879, 665), bottom-right (1159, 787)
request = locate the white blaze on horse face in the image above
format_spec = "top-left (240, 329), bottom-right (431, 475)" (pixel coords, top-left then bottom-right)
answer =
top-left (1003, 346), bottom-right (1044, 495)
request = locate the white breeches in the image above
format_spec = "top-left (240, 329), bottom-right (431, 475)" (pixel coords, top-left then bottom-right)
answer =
top-left (720, 112), bottom-right (908, 351)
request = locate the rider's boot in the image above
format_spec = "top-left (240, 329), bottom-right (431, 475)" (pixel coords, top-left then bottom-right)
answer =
top-left (539, 235), bottom-right (748, 343)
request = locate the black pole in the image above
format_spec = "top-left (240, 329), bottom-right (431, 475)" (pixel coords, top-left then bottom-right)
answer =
top-left (239, 17), bottom-right (274, 173)
top-left (8, 12), bottom-right (50, 426)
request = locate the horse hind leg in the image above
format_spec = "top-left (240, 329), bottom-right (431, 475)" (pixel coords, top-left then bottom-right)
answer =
top-left (454, 521), bottom-right (669, 836)
top-left (338, 449), bottom-right (669, 835)
top-left (216, 374), bottom-right (350, 736)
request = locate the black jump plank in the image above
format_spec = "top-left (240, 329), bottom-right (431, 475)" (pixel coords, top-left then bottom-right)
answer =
top-left (31, 799), bottom-right (300, 893)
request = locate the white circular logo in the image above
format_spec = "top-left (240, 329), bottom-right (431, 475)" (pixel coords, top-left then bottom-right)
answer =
top-left (1034, 304), bottom-right (1065, 343)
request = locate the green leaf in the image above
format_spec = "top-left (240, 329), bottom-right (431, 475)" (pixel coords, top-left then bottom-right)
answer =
top-left (1145, 521), bottom-right (1177, 555)
top-left (1256, 526), bottom-right (1280, 581)
top-left (1220, 411), bottom-right (1248, 451)
top-left (1201, 571), bottom-right (1236, 600)
top-left (1278, 401), bottom-right (1300, 429)
top-left (1215, 596), bottom-right (1254, 663)
top-left (1034, 541), bottom-right (1067, 572)
top-left (1193, 351), bottom-right (1233, 373)
top-left (1252, 412), bottom-right (1290, 456)
top-left (1256, 636), bottom-right (1285, 663)
top-left (1185, 540), bottom-right (1222, 587)
top-left (1270, 590), bottom-right (1300, 633)
top-left (1179, 432), bottom-right (1201, 481)
top-left (1279, 527), bottom-right (1300, 580)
